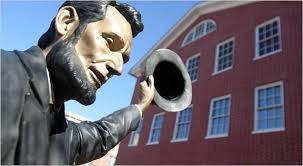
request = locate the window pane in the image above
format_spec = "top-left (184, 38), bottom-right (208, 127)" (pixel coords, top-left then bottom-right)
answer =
top-left (151, 129), bottom-right (160, 142)
top-left (208, 97), bottom-right (230, 136)
top-left (267, 108), bottom-right (275, 119)
top-left (258, 119), bottom-right (267, 129)
top-left (266, 87), bottom-right (274, 97)
top-left (267, 118), bottom-right (275, 128)
top-left (274, 86), bottom-right (281, 95)
top-left (187, 56), bottom-right (200, 81)
top-left (175, 108), bottom-right (192, 139)
top-left (211, 126), bottom-right (216, 135)
top-left (275, 107), bottom-right (283, 117)
top-left (258, 98), bottom-right (266, 108)
top-left (259, 89), bottom-right (266, 98)
top-left (217, 124), bottom-right (223, 134)
top-left (257, 19), bottom-right (281, 57)
top-left (149, 115), bottom-right (163, 143)
top-left (274, 96), bottom-right (281, 105)
top-left (258, 109), bottom-right (267, 120)
top-left (256, 83), bottom-right (284, 131)
top-left (266, 97), bottom-right (275, 106)
top-left (276, 117), bottom-right (284, 127)
top-left (176, 124), bottom-right (187, 139)
top-left (216, 39), bottom-right (234, 72)
top-left (206, 21), bottom-right (215, 33)
top-left (195, 23), bottom-right (205, 38)
top-left (260, 34), bottom-right (264, 40)
top-left (259, 27), bottom-right (264, 33)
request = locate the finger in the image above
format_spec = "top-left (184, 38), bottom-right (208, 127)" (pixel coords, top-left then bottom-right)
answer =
top-left (148, 75), bottom-right (154, 87)
top-left (140, 80), bottom-right (148, 88)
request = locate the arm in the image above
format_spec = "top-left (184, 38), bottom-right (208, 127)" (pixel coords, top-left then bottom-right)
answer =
top-left (67, 75), bottom-right (155, 164)
top-left (73, 105), bottom-right (141, 164)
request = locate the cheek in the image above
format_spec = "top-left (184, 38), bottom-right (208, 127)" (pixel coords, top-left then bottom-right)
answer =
top-left (75, 36), bottom-right (100, 68)
top-left (75, 34), bottom-right (110, 65)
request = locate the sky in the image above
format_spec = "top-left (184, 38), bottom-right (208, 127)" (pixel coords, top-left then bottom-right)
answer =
top-left (1, 0), bottom-right (198, 121)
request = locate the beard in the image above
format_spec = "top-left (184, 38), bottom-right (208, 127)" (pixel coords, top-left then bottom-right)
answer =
top-left (46, 34), bottom-right (97, 105)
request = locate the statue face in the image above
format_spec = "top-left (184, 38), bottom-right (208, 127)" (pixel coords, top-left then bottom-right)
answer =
top-left (75, 6), bottom-right (133, 89)
top-left (46, 6), bottom-right (133, 105)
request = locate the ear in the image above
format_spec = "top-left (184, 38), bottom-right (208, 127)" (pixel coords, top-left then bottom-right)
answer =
top-left (55, 6), bottom-right (79, 39)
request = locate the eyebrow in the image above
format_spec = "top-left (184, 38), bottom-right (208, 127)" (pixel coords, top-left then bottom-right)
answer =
top-left (102, 32), bottom-right (125, 48)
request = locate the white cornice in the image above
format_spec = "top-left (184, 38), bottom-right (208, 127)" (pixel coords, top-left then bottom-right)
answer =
top-left (65, 111), bottom-right (89, 123)
top-left (129, 1), bottom-right (255, 77)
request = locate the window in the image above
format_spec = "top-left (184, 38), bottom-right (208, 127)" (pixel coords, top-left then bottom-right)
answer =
top-left (182, 19), bottom-right (216, 47)
top-left (255, 17), bottom-right (281, 59)
top-left (128, 120), bottom-right (143, 146)
top-left (195, 22), bottom-right (205, 38)
top-left (186, 54), bottom-right (200, 82)
top-left (147, 113), bottom-right (164, 144)
top-left (253, 81), bottom-right (284, 133)
top-left (214, 38), bottom-right (234, 74)
top-left (206, 95), bottom-right (231, 138)
top-left (185, 31), bottom-right (194, 45)
top-left (172, 107), bottom-right (192, 142)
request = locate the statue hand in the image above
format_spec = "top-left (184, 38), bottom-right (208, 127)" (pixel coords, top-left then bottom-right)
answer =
top-left (136, 75), bottom-right (155, 114)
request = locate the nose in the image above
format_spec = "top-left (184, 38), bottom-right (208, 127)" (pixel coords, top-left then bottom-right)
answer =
top-left (107, 52), bottom-right (123, 76)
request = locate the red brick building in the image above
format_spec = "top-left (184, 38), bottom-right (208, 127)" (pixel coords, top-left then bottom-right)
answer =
top-left (117, 1), bottom-right (302, 164)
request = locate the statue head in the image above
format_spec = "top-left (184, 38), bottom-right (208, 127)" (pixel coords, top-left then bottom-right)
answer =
top-left (38, 1), bottom-right (144, 105)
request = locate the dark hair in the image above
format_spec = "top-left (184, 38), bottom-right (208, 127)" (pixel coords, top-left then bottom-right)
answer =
top-left (38, 1), bottom-right (144, 49)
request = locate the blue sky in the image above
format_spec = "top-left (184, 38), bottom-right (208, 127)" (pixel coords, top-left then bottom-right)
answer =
top-left (1, 1), bottom-right (198, 121)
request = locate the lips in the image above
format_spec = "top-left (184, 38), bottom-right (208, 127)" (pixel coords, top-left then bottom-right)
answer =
top-left (88, 66), bottom-right (107, 88)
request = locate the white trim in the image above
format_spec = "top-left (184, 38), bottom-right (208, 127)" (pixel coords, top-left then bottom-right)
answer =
top-left (171, 105), bottom-right (193, 142)
top-left (181, 19), bottom-right (216, 47)
top-left (205, 94), bottom-right (231, 139)
top-left (213, 37), bottom-right (235, 75)
top-left (253, 81), bottom-right (285, 133)
top-left (186, 53), bottom-right (201, 83)
top-left (254, 16), bottom-right (282, 60)
top-left (205, 134), bottom-right (228, 139)
top-left (147, 112), bottom-right (165, 145)
top-left (127, 142), bottom-right (137, 147)
top-left (212, 66), bottom-right (233, 76)
top-left (146, 141), bottom-right (160, 146)
top-left (253, 49), bottom-right (282, 61)
top-left (252, 127), bottom-right (285, 134)
top-left (170, 138), bottom-right (188, 143)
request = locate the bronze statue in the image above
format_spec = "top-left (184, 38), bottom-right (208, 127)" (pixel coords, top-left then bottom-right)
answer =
top-left (1, 1), bottom-right (155, 164)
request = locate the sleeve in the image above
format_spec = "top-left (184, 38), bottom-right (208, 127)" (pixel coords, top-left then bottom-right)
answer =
top-left (70, 105), bottom-right (141, 164)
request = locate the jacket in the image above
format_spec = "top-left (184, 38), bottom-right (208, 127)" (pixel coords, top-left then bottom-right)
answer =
top-left (1, 46), bottom-right (141, 165)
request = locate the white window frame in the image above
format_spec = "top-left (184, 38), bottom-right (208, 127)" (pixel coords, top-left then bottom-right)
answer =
top-left (186, 53), bottom-right (201, 83)
top-left (147, 112), bottom-right (165, 145)
top-left (183, 30), bottom-right (195, 46)
top-left (213, 37), bottom-right (235, 75)
top-left (252, 81), bottom-right (285, 134)
top-left (205, 94), bottom-right (231, 139)
top-left (128, 119), bottom-right (143, 147)
top-left (254, 16), bottom-right (282, 60)
top-left (171, 105), bottom-right (193, 143)
top-left (182, 19), bottom-right (216, 47)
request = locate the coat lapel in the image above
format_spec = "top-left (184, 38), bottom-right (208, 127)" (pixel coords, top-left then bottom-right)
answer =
top-left (15, 46), bottom-right (50, 110)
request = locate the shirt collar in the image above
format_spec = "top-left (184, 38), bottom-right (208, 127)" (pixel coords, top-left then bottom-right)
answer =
top-left (46, 68), bottom-right (54, 104)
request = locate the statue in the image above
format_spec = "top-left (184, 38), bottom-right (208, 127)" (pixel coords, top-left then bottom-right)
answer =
top-left (1, 1), bottom-right (155, 164)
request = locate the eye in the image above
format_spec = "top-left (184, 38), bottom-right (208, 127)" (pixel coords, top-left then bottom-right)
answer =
top-left (104, 37), bottom-right (113, 47)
